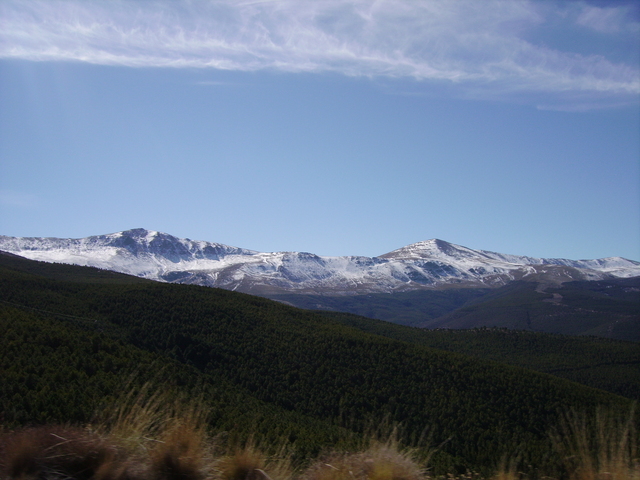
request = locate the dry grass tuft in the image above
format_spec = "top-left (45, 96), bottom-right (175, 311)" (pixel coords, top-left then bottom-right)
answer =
top-left (301, 434), bottom-right (425, 480)
top-left (362, 442), bottom-right (426, 480)
top-left (0, 424), bottom-right (135, 480)
top-left (91, 381), bottom-right (213, 471)
top-left (93, 382), bottom-right (177, 455)
top-left (551, 407), bottom-right (640, 480)
top-left (216, 442), bottom-right (268, 480)
top-left (214, 439), bottom-right (294, 480)
top-left (2, 386), bottom-right (637, 480)
top-left (488, 467), bottom-right (521, 480)
top-left (148, 420), bottom-right (212, 480)
top-left (0, 383), bottom-right (214, 480)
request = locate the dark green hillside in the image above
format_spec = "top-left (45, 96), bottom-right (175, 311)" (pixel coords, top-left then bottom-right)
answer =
top-left (420, 279), bottom-right (640, 341)
top-left (268, 288), bottom-right (490, 327)
top-left (0, 253), bottom-right (636, 475)
top-left (319, 312), bottom-right (640, 401)
top-left (0, 304), bottom-right (362, 461)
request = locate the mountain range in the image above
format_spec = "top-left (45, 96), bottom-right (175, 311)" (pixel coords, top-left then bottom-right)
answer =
top-left (1, 228), bottom-right (638, 296)
top-left (2, 228), bottom-right (638, 341)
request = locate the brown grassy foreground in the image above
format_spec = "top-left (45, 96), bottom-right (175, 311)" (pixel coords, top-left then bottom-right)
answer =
top-left (0, 387), bottom-right (637, 480)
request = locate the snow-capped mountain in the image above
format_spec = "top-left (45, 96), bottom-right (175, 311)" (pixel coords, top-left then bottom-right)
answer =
top-left (1, 228), bottom-right (639, 295)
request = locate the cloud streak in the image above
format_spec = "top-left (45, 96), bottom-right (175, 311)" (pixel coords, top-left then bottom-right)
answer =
top-left (1, 0), bottom-right (638, 105)
top-left (0, 190), bottom-right (39, 208)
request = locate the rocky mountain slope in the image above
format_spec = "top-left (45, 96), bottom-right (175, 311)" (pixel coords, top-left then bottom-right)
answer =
top-left (1, 228), bottom-right (638, 295)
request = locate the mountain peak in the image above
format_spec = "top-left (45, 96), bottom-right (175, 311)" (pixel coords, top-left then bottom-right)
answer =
top-left (379, 238), bottom-right (480, 261)
top-left (1, 230), bottom-right (639, 295)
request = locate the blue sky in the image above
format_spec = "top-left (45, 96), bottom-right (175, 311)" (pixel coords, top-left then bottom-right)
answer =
top-left (1, 0), bottom-right (639, 261)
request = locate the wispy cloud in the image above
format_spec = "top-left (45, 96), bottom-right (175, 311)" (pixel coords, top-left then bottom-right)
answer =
top-left (1, 0), bottom-right (638, 106)
top-left (576, 4), bottom-right (640, 34)
top-left (0, 190), bottom-right (39, 208)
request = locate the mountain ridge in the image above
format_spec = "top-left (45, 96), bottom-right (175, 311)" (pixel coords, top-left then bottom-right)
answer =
top-left (1, 228), bottom-right (638, 296)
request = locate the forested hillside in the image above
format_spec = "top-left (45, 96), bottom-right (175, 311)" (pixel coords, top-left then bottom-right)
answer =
top-left (321, 312), bottom-right (640, 401)
top-left (0, 252), bottom-right (637, 476)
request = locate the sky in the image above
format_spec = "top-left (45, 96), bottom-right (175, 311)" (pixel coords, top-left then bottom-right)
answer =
top-left (1, 0), bottom-right (639, 261)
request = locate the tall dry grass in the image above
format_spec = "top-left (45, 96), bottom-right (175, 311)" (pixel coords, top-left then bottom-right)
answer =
top-left (0, 382), bottom-right (214, 480)
top-left (215, 438), bottom-right (294, 480)
top-left (94, 382), bottom-right (213, 479)
top-left (0, 424), bottom-right (133, 479)
top-left (0, 386), bottom-right (637, 480)
top-left (300, 428), bottom-right (428, 480)
top-left (550, 407), bottom-right (639, 480)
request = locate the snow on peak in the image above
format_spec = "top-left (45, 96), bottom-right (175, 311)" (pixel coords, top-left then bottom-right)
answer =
top-left (1, 229), bottom-right (639, 295)
top-left (379, 239), bottom-right (492, 262)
